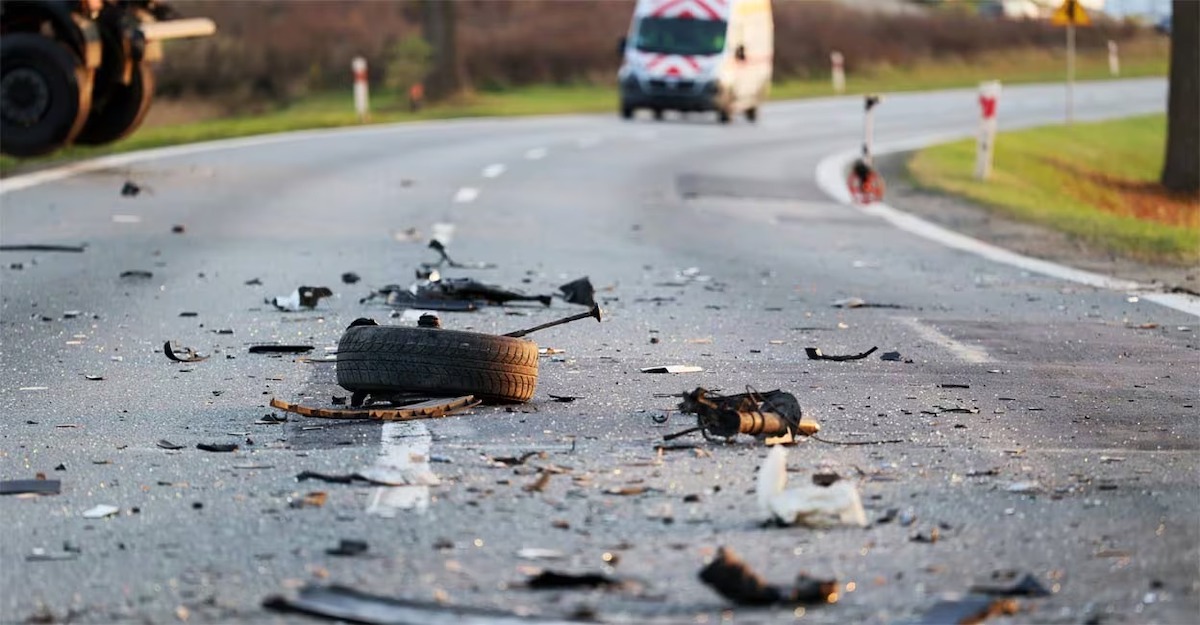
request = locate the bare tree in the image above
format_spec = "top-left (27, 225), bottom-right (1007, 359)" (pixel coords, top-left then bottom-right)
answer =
top-left (1161, 0), bottom-right (1198, 193)
top-left (421, 1), bottom-right (468, 100)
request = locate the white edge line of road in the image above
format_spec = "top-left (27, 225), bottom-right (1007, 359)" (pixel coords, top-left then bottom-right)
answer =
top-left (814, 138), bottom-right (1200, 318)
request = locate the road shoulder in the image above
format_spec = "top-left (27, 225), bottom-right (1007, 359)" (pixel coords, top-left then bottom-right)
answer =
top-left (876, 152), bottom-right (1199, 294)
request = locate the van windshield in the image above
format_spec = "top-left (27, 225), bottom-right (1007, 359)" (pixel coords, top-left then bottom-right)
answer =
top-left (634, 17), bottom-right (727, 56)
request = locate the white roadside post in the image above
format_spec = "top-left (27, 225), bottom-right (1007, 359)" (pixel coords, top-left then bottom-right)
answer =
top-left (862, 94), bottom-right (881, 165)
top-left (975, 80), bottom-right (1001, 181)
top-left (831, 51), bottom-right (845, 94)
top-left (352, 56), bottom-right (370, 123)
top-left (1108, 40), bottom-right (1120, 77)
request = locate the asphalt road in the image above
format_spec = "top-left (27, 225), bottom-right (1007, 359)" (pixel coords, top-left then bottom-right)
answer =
top-left (2, 78), bottom-right (1197, 625)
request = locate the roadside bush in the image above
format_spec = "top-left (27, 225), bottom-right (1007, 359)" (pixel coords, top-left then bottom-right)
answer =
top-left (154, 0), bottom-right (1156, 109)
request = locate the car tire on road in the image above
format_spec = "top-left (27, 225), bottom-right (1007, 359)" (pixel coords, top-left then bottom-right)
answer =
top-left (75, 62), bottom-right (155, 146)
top-left (336, 325), bottom-right (539, 403)
top-left (0, 33), bottom-right (92, 157)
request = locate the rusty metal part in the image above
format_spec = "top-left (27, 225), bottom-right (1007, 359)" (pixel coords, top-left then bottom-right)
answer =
top-left (669, 387), bottom-right (818, 442)
top-left (269, 396), bottom-right (478, 421)
top-left (503, 305), bottom-right (602, 338)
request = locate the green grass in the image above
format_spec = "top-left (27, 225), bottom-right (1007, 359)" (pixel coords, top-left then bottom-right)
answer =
top-left (0, 37), bottom-right (1169, 176)
top-left (907, 114), bottom-right (1200, 265)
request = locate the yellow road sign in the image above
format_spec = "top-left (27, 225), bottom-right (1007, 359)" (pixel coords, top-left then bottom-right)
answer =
top-left (1052, 0), bottom-right (1091, 26)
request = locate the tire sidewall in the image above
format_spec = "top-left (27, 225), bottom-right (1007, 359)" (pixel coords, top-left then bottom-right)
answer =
top-left (0, 33), bottom-right (90, 157)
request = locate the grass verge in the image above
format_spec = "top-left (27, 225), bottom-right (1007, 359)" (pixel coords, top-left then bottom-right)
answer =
top-left (906, 114), bottom-right (1200, 265)
top-left (0, 37), bottom-right (1168, 176)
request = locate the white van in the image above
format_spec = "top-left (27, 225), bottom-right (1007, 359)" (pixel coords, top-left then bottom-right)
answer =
top-left (618, 0), bottom-right (773, 123)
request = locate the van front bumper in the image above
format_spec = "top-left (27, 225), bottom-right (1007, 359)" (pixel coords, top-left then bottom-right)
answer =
top-left (620, 78), bottom-right (720, 112)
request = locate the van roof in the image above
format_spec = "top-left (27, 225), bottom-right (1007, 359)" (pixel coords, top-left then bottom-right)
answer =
top-left (635, 0), bottom-right (732, 20)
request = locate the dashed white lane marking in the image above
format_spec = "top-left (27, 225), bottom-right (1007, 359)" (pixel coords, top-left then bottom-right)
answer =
top-left (814, 142), bottom-right (1200, 318)
top-left (365, 421), bottom-right (439, 516)
top-left (576, 136), bottom-right (602, 149)
top-left (897, 317), bottom-right (993, 364)
top-left (524, 147), bottom-right (548, 160)
top-left (452, 187), bottom-right (480, 203)
top-left (111, 214), bottom-right (141, 224)
top-left (482, 163), bottom-right (506, 178)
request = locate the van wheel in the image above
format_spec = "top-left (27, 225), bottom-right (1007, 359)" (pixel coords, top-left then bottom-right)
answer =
top-left (717, 109), bottom-right (731, 124)
top-left (652, 108), bottom-right (664, 121)
top-left (0, 33), bottom-right (92, 157)
top-left (745, 107), bottom-right (758, 123)
top-left (336, 325), bottom-right (539, 403)
top-left (75, 62), bottom-right (155, 146)
top-left (620, 105), bottom-right (633, 120)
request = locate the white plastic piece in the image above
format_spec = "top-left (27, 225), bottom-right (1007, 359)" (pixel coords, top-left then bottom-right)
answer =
top-left (755, 446), bottom-right (867, 528)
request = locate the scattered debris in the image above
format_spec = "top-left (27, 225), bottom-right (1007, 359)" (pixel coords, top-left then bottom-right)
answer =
top-left (558, 277), bottom-right (597, 307)
top-left (0, 244), bottom-right (86, 253)
top-left (163, 341), bottom-right (208, 363)
top-left (82, 504), bottom-right (119, 519)
top-left (171, 224), bottom-right (186, 234)
top-left (906, 596), bottom-right (1018, 625)
top-left (196, 443), bottom-right (238, 453)
top-left (361, 285), bottom-right (477, 311)
top-left (503, 304), bottom-right (602, 338)
top-left (412, 274), bottom-right (552, 307)
top-left (256, 414), bottom-right (288, 425)
top-left (156, 440), bottom-right (185, 450)
top-left (547, 394), bottom-right (579, 403)
top-left (699, 546), bottom-right (838, 606)
top-left (119, 270), bottom-right (154, 280)
top-left (264, 584), bottom-right (564, 625)
top-left (120, 180), bottom-right (142, 196)
top-left (939, 383), bottom-right (970, 389)
top-left (831, 297), bottom-right (903, 309)
top-left (526, 570), bottom-right (622, 590)
top-left (326, 539), bottom-right (369, 557)
top-left (290, 491), bottom-right (327, 509)
top-left (517, 548), bottom-right (567, 561)
top-left (1006, 481), bottom-right (1042, 494)
top-left (424, 239), bottom-right (497, 270)
top-left (970, 572), bottom-right (1052, 597)
top-left (1, 479), bottom-right (62, 496)
top-left (524, 471), bottom-right (553, 493)
top-left (341, 272), bottom-right (361, 285)
top-left (245, 278), bottom-right (263, 286)
top-left (757, 445), bottom-right (867, 528)
top-left (248, 345), bottom-right (315, 354)
top-left (270, 396), bottom-right (478, 422)
top-left (269, 286), bottom-right (333, 311)
top-left (806, 346), bottom-right (878, 361)
top-left (641, 365), bottom-right (704, 374)
top-left (667, 387), bottom-right (819, 442)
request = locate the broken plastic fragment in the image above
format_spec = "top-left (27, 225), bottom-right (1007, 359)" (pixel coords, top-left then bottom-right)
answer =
top-left (248, 345), bottom-right (314, 354)
top-left (970, 572), bottom-right (1052, 597)
top-left (757, 446), bottom-right (867, 528)
top-left (156, 440), bottom-right (185, 450)
top-left (525, 570), bottom-right (621, 590)
top-left (82, 504), bottom-right (119, 519)
top-left (558, 277), bottom-right (596, 307)
top-left (0, 479), bottom-right (61, 496)
top-left (196, 443), bottom-right (238, 453)
top-left (163, 341), bottom-right (208, 363)
top-left (641, 365), bottom-right (704, 374)
top-left (269, 286), bottom-right (333, 311)
top-left (805, 346), bottom-right (877, 361)
top-left (326, 539), bottom-right (369, 557)
top-left (699, 546), bottom-right (837, 606)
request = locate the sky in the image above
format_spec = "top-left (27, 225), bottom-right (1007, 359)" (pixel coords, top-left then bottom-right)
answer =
top-left (1101, 0), bottom-right (1172, 19)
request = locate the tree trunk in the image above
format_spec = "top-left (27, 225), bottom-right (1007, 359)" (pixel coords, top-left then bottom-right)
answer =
top-left (1161, 0), bottom-right (1199, 194)
top-left (421, 1), bottom-right (467, 101)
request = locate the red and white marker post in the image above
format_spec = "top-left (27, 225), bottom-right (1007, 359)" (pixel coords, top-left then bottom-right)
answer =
top-left (975, 80), bottom-right (1001, 181)
top-left (352, 56), bottom-right (370, 123)
top-left (830, 51), bottom-right (845, 94)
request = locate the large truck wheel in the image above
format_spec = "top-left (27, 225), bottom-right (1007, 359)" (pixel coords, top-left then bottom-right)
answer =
top-left (717, 109), bottom-right (732, 124)
top-left (0, 34), bottom-right (92, 158)
top-left (745, 107), bottom-right (758, 123)
top-left (75, 63), bottom-right (155, 146)
top-left (336, 325), bottom-right (539, 403)
top-left (620, 104), bottom-right (634, 120)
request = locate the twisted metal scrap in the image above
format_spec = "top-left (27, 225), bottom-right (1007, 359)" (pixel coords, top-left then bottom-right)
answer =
top-left (667, 387), bottom-right (805, 442)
